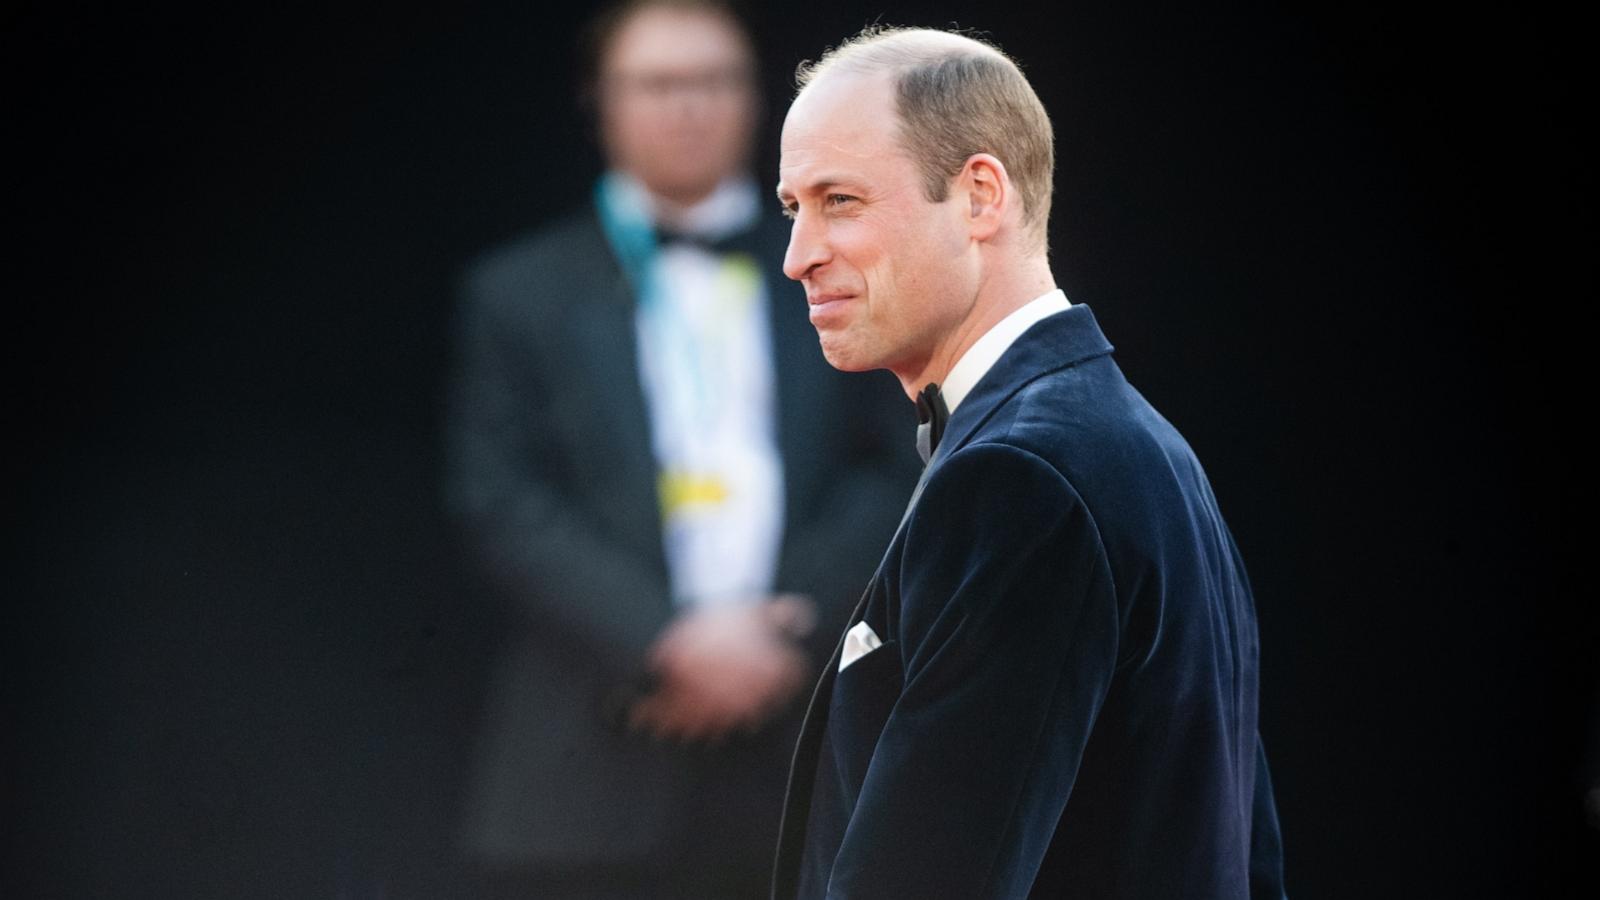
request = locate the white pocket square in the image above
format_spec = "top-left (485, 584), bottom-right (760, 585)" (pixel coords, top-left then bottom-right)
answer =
top-left (838, 621), bottom-right (884, 672)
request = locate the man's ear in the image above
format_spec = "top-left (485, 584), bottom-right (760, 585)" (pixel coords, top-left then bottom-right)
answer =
top-left (960, 153), bottom-right (1008, 242)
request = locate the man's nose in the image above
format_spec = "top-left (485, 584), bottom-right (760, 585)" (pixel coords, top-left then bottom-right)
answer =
top-left (782, 211), bottom-right (829, 282)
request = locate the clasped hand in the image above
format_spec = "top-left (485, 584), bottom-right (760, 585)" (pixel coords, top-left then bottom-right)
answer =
top-left (627, 595), bottom-right (813, 744)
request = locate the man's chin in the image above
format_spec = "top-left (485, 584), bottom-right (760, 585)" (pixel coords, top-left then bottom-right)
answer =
top-left (815, 334), bottom-right (878, 374)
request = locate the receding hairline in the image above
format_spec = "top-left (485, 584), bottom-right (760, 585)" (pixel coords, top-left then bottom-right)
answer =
top-left (795, 27), bottom-right (1017, 92)
top-left (784, 30), bottom-right (1019, 182)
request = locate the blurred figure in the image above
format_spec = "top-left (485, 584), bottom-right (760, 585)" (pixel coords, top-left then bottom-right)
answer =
top-left (443, 2), bottom-right (917, 897)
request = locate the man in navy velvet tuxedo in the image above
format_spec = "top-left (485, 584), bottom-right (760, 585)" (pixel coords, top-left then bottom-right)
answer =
top-left (771, 27), bottom-right (1287, 899)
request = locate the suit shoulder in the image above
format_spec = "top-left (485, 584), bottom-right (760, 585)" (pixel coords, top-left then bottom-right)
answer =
top-left (458, 207), bottom-right (619, 309)
top-left (983, 360), bottom-right (1226, 530)
top-left (1010, 358), bottom-right (1186, 453)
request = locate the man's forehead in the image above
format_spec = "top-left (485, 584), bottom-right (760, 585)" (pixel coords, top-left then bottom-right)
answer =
top-left (781, 70), bottom-right (898, 158)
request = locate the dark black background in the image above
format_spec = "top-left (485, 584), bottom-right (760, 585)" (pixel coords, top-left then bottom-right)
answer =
top-left (7, 2), bottom-right (1592, 897)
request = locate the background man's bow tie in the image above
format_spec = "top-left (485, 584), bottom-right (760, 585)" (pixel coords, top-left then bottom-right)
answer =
top-left (654, 224), bottom-right (753, 256)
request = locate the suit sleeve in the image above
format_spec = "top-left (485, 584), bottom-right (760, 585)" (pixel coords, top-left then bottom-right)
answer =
top-left (824, 442), bottom-right (1119, 899)
top-left (443, 273), bottom-right (673, 683)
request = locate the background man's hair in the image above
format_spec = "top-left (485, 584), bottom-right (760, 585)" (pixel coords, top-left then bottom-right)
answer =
top-left (795, 27), bottom-right (1054, 249)
top-left (577, 0), bottom-right (755, 109)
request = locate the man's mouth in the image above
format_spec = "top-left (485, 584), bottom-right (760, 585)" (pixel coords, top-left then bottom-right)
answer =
top-left (807, 293), bottom-right (856, 325)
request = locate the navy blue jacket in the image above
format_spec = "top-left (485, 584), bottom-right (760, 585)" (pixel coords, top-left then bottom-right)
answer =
top-left (773, 305), bottom-right (1286, 898)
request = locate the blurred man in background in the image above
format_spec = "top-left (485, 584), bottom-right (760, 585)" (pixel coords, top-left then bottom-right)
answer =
top-left (444, 2), bottom-right (916, 897)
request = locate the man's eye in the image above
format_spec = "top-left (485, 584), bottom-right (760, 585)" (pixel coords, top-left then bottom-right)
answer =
top-left (826, 194), bottom-right (855, 207)
top-left (780, 202), bottom-right (798, 220)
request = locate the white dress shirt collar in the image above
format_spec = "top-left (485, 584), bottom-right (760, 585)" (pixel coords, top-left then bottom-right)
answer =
top-left (940, 289), bottom-right (1072, 414)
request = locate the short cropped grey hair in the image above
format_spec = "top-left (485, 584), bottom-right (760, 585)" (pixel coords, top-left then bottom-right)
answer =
top-left (796, 27), bottom-right (1055, 249)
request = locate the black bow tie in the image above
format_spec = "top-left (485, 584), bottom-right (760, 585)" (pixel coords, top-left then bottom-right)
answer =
top-left (915, 382), bottom-right (949, 465)
top-left (654, 224), bottom-right (751, 255)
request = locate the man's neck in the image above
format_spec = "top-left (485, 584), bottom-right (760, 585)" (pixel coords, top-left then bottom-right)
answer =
top-left (895, 256), bottom-right (1057, 400)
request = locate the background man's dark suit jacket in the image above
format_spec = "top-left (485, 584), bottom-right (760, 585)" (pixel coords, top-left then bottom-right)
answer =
top-left (445, 205), bottom-right (918, 880)
top-left (774, 305), bottom-right (1287, 899)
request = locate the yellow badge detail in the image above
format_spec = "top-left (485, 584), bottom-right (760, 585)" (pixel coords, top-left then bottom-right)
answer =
top-left (717, 255), bottom-right (761, 311)
top-left (658, 471), bottom-right (731, 516)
